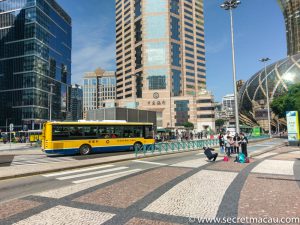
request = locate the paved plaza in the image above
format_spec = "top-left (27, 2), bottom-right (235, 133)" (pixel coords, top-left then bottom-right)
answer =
top-left (0, 141), bottom-right (299, 225)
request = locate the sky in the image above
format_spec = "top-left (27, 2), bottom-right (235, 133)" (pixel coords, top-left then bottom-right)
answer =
top-left (56, 0), bottom-right (286, 101)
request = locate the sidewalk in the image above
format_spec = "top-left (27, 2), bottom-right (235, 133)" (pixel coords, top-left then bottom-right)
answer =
top-left (0, 143), bottom-right (39, 152)
top-left (0, 138), bottom-right (285, 181)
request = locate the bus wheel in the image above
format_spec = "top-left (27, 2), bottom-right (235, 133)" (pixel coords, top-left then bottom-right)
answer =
top-left (133, 142), bottom-right (143, 151)
top-left (79, 144), bottom-right (91, 155)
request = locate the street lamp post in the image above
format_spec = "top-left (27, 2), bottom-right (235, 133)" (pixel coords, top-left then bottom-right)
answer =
top-left (259, 57), bottom-right (272, 137)
top-left (220, 0), bottom-right (241, 134)
top-left (49, 83), bottom-right (55, 121)
top-left (132, 73), bottom-right (140, 109)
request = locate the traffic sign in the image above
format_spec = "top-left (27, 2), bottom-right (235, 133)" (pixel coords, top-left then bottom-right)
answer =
top-left (9, 123), bottom-right (14, 131)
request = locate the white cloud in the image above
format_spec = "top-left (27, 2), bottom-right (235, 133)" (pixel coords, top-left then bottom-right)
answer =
top-left (71, 19), bottom-right (116, 85)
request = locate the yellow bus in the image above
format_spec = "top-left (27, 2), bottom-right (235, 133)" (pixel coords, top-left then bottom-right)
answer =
top-left (16, 130), bottom-right (42, 142)
top-left (41, 121), bottom-right (155, 155)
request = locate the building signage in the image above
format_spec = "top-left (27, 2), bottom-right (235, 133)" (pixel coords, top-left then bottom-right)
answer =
top-left (147, 100), bottom-right (166, 106)
top-left (286, 111), bottom-right (299, 141)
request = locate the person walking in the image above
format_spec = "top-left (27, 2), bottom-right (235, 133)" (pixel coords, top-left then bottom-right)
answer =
top-left (240, 133), bottom-right (248, 157)
top-left (233, 133), bottom-right (241, 154)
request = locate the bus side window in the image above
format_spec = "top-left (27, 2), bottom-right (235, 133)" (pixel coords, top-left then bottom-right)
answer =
top-left (123, 126), bottom-right (134, 138)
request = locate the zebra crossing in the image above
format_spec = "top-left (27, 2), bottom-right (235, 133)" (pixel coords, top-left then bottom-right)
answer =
top-left (8, 155), bottom-right (76, 166)
top-left (42, 164), bottom-right (143, 184)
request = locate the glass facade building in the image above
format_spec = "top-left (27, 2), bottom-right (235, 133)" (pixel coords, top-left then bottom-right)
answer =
top-left (69, 84), bottom-right (83, 121)
top-left (239, 53), bottom-right (300, 127)
top-left (0, 0), bottom-right (72, 130)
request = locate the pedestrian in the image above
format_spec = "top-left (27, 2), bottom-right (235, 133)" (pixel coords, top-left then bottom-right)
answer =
top-left (203, 147), bottom-right (218, 162)
top-left (233, 133), bottom-right (241, 154)
top-left (218, 133), bottom-right (225, 153)
top-left (200, 132), bottom-right (203, 139)
top-left (225, 136), bottom-right (233, 157)
top-left (240, 133), bottom-right (248, 157)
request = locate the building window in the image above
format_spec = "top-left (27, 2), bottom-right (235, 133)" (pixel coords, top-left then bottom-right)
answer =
top-left (172, 43), bottom-right (181, 67)
top-left (145, 0), bottom-right (167, 13)
top-left (175, 100), bottom-right (189, 126)
top-left (172, 69), bottom-right (181, 96)
top-left (145, 15), bottom-right (167, 39)
top-left (146, 42), bottom-right (167, 66)
top-left (171, 16), bottom-right (180, 41)
top-left (170, 0), bottom-right (179, 15)
top-left (148, 76), bottom-right (166, 90)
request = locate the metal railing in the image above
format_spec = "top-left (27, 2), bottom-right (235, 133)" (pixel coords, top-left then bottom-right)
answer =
top-left (135, 139), bottom-right (219, 157)
top-left (134, 135), bottom-right (271, 157)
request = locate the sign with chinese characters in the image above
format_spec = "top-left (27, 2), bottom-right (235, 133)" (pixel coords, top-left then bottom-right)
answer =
top-left (286, 111), bottom-right (299, 141)
top-left (147, 100), bottom-right (166, 106)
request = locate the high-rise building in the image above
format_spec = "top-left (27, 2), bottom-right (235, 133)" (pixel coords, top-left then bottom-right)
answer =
top-left (278, 0), bottom-right (300, 56)
top-left (115, 0), bottom-right (213, 130)
top-left (0, 0), bottom-right (72, 130)
top-left (222, 94), bottom-right (235, 117)
top-left (83, 68), bottom-right (116, 118)
top-left (69, 84), bottom-right (83, 121)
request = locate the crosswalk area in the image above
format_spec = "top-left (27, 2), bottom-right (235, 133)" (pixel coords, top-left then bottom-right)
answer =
top-left (42, 164), bottom-right (143, 184)
top-left (8, 155), bottom-right (77, 166)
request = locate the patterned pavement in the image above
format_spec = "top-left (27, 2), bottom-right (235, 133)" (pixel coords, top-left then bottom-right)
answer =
top-left (0, 145), bottom-right (299, 225)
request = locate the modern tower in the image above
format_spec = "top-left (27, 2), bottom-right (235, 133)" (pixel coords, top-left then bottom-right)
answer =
top-left (83, 68), bottom-right (116, 119)
top-left (0, 0), bottom-right (72, 130)
top-left (70, 84), bottom-right (83, 121)
top-left (278, 0), bottom-right (300, 56)
top-left (115, 0), bottom-right (214, 130)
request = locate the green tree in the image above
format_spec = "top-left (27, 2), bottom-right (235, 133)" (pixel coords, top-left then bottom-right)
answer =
top-left (183, 122), bottom-right (194, 130)
top-left (215, 119), bottom-right (225, 128)
top-left (271, 83), bottom-right (300, 118)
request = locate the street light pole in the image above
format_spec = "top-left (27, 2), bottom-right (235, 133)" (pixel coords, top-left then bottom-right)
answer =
top-left (49, 83), bottom-right (55, 121)
top-left (220, 0), bottom-right (241, 134)
top-left (132, 74), bottom-right (138, 109)
top-left (259, 57), bottom-right (272, 137)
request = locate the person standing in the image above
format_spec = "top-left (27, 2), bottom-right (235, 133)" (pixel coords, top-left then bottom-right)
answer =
top-left (233, 133), bottom-right (241, 154)
top-left (240, 133), bottom-right (248, 157)
top-left (225, 136), bottom-right (234, 157)
top-left (218, 133), bottom-right (225, 153)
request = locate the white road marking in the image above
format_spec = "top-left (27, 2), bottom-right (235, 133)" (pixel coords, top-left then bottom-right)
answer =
top-left (132, 160), bottom-right (167, 166)
top-left (43, 165), bottom-right (114, 177)
top-left (73, 169), bottom-right (142, 184)
top-left (57, 167), bottom-right (128, 180)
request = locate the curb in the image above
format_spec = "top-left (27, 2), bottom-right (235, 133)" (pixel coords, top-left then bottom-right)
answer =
top-left (0, 138), bottom-right (277, 181)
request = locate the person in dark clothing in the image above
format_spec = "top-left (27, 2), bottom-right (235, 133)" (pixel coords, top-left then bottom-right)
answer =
top-left (233, 133), bottom-right (241, 154)
top-left (203, 147), bottom-right (218, 161)
top-left (218, 133), bottom-right (225, 153)
top-left (240, 133), bottom-right (248, 157)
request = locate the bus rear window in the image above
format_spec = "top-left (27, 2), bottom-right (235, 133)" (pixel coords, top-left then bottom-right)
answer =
top-left (145, 126), bottom-right (154, 139)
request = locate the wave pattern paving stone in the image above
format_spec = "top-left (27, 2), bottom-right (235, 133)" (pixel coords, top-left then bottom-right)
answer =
top-left (75, 167), bottom-right (190, 208)
top-left (144, 170), bottom-right (238, 218)
top-left (0, 199), bottom-right (41, 220)
top-left (13, 205), bottom-right (115, 225)
top-left (170, 158), bottom-right (210, 168)
top-left (125, 218), bottom-right (181, 225)
top-left (239, 174), bottom-right (300, 219)
top-left (36, 169), bottom-right (142, 199)
top-left (252, 160), bottom-right (294, 175)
